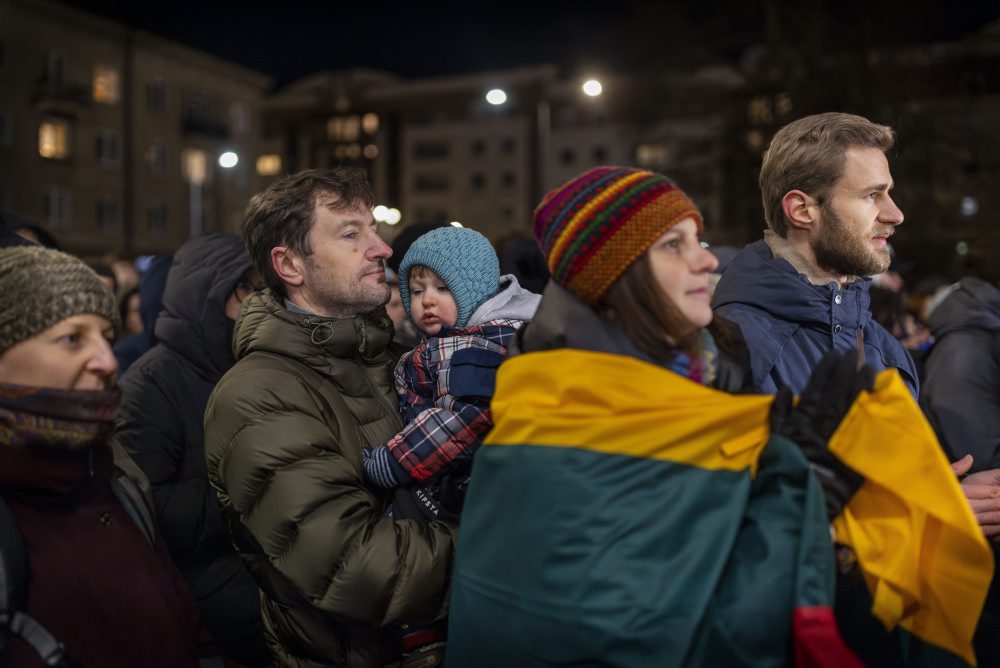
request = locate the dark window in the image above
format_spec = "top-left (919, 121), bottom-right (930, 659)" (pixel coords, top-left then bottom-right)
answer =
top-left (414, 174), bottom-right (450, 193)
top-left (147, 141), bottom-right (167, 175)
top-left (95, 129), bottom-right (121, 168)
top-left (471, 173), bottom-right (486, 190)
top-left (592, 146), bottom-right (608, 162)
top-left (43, 186), bottom-right (72, 226)
top-left (182, 94), bottom-right (210, 123)
top-left (501, 172), bottom-right (515, 189)
top-left (500, 204), bottom-right (514, 221)
top-left (470, 139), bottom-right (486, 157)
top-left (147, 79), bottom-right (167, 113)
top-left (501, 137), bottom-right (516, 154)
top-left (560, 148), bottom-right (575, 165)
top-left (413, 141), bottom-right (450, 160)
top-left (148, 203), bottom-right (168, 238)
top-left (96, 198), bottom-right (121, 232)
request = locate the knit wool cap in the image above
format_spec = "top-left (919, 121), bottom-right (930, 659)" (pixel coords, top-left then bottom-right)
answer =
top-left (0, 246), bottom-right (119, 354)
top-left (399, 226), bottom-right (500, 328)
top-left (533, 166), bottom-right (702, 306)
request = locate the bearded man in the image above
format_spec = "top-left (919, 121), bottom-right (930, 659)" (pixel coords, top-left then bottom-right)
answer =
top-left (713, 112), bottom-right (918, 396)
top-left (203, 169), bottom-right (455, 667)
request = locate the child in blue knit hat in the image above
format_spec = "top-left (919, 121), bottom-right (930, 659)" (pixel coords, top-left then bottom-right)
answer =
top-left (364, 226), bottom-right (540, 509)
top-left (362, 225), bottom-right (540, 660)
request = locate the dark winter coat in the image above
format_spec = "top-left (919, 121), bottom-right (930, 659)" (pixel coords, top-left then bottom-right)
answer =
top-left (921, 277), bottom-right (1000, 471)
top-left (117, 234), bottom-right (266, 665)
top-left (713, 240), bottom-right (918, 396)
top-left (920, 276), bottom-right (1000, 665)
top-left (113, 254), bottom-right (172, 375)
top-left (0, 441), bottom-right (216, 667)
top-left (204, 289), bottom-right (457, 668)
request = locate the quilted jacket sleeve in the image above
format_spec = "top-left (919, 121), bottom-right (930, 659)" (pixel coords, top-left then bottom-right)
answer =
top-left (204, 357), bottom-right (456, 628)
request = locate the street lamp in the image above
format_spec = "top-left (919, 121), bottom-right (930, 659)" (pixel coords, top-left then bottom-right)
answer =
top-left (218, 151), bottom-right (239, 168)
top-left (582, 79), bottom-right (603, 97)
top-left (486, 89), bottom-right (507, 105)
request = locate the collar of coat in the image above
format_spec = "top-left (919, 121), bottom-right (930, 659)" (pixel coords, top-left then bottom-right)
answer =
top-left (233, 289), bottom-right (394, 364)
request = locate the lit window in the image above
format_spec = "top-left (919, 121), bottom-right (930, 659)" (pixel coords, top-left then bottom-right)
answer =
top-left (363, 144), bottom-right (378, 159)
top-left (345, 144), bottom-right (361, 160)
top-left (256, 154), bottom-right (282, 176)
top-left (95, 128), bottom-right (121, 168)
top-left (39, 119), bottom-right (70, 159)
top-left (182, 148), bottom-right (207, 184)
top-left (635, 143), bottom-right (669, 168)
top-left (362, 113), bottom-right (379, 134)
top-left (327, 116), bottom-right (360, 141)
top-left (93, 65), bottom-right (120, 104)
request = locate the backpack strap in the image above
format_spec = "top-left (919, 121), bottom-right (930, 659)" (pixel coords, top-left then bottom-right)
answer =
top-left (110, 473), bottom-right (156, 547)
top-left (0, 497), bottom-right (70, 666)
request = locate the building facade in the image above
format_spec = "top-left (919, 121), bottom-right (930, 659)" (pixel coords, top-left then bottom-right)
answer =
top-left (0, 0), bottom-right (272, 255)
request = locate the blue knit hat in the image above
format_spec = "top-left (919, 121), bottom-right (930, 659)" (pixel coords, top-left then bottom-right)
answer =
top-left (399, 227), bottom-right (500, 328)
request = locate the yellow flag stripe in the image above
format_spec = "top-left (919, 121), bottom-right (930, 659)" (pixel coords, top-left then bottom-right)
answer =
top-left (486, 349), bottom-right (772, 472)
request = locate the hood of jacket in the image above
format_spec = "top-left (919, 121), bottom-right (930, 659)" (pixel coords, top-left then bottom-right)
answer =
top-left (928, 276), bottom-right (1000, 339)
top-left (712, 240), bottom-right (874, 333)
top-left (234, 289), bottom-right (395, 367)
top-left (154, 234), bottom-right (252, 379)
top-left (467, 274), bottom-right (541, 326)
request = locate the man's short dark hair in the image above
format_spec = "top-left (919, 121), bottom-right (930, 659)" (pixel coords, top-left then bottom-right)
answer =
top-left (242, 168), bottom-right (375, 296)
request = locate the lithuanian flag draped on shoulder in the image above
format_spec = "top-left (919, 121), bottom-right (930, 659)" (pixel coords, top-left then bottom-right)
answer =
top-left (447, 349), bottom-right (992, 667)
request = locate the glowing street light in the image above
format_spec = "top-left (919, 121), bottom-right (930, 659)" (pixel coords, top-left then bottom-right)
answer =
top-left (218, 151), bottom-right (239, 168)
top-left (582, 79), bottom-right (603, 97)
top-left (450, 221), bottom-right (463, 228)
top-left (485, 89), bottom-right (507, 105)
top-left (372, 205), bottom-right (389, 222)
top-left (385, 208), bottom-right (401, 225)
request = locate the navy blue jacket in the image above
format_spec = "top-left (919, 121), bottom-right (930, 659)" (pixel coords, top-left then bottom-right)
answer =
top-left (713, 240), bottom-right (918, 397)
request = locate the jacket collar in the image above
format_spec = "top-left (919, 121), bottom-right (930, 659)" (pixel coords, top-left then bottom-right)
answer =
top-left (234, 289), bottom-right (394, 366)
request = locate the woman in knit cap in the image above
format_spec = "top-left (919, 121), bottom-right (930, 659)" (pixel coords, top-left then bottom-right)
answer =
top-left (445, 167), bottom-right (992, 666)
top-left (0, 246), bottom-right (223, 667)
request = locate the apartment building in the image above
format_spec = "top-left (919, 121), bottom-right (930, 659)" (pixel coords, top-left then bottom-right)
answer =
top-left (0, 0), bottom-right (272, 255)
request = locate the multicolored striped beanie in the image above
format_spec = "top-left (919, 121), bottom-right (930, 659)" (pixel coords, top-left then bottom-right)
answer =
top-left (533, 166), bottom-right (702, 305)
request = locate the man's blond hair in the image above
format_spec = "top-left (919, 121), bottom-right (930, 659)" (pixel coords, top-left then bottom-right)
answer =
top-left (759, 112), bottom-right (895, 237)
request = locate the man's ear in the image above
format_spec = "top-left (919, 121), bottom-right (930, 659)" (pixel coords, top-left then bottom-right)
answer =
top-left (271, 247), bottom-right (305, 288)
top-left (781, 190), bottom-right (818, 232)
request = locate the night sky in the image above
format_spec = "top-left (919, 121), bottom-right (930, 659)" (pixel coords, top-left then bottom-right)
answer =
top-left (61, 0), bottom-right (1000, 87)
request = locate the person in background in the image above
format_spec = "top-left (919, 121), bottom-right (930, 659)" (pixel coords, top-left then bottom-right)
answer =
top-left (0, 246), bottom-right (225, 667)
top-left (921, 229), bottom-right (1000, 666)
top-left (117, 234), bottom-right (269, 666)
top-left (112, 254), bottom-right (172, 375)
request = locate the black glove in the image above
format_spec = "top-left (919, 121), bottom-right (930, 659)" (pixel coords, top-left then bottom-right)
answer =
top-left (770, 349), bottom-right (876, 520)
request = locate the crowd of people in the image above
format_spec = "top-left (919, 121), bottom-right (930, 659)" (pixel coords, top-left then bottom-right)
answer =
top-left (0, 111), bottom-right (998, 667)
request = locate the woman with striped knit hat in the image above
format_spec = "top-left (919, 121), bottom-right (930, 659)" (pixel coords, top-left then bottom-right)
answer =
top-left (445, 167), bottom-right (991, 666)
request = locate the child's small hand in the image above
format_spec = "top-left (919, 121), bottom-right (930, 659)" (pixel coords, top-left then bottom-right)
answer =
top-left (363, 445), bottom-right (401, 489)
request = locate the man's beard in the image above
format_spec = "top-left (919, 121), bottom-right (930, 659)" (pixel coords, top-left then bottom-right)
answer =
top-left (812, 203), bottom-right (892, 277)
top-left (305, 257), bottom-right (390, 318)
